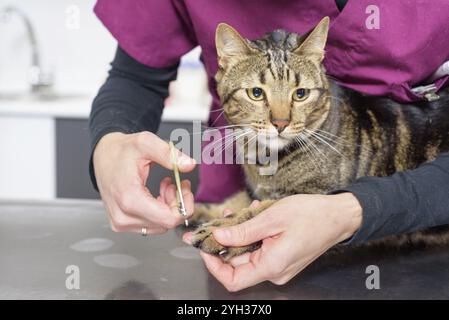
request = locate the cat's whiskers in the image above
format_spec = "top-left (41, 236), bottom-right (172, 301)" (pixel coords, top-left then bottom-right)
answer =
top-left (302, 134), bottom-right (330, 162)
top-left (312, 129), bottom-right (347, 145)
top-left (209, 109), bottom-right (227, 127)
top-left (201, 124), bottom-right (251, 134)
top-left (205, 129), bottom-right (248, 152)
top-left (292, 135), bottom-right (306, 156)
top-left (235, 134), bottom-right (258, 161)
top-left (296, 134), bottom-right (321, 163)
top-left (311, 130), bottom-right (356, 153)
top-left (209, 107), bottom-right (225, 113)
top-left (313, 129), bottom-right (372, 154)
top-left (209, 127), bottom-right (253, 156)
top-left (220, 130), bottom-right (251, 149)
top-left (294, 135), bottom-right (322, 171)
top-left (305, 129), bottom-right (347, 159)
top-left (176, 124), bottom-right (251, 138)
top-left (203, 124), bottom-right (250, 129)
top-left (218, 130), bottom-right (252, 154)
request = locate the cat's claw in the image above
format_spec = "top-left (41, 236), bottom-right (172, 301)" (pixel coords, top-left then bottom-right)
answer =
top-left (190, 219), bottom-right (261, 261)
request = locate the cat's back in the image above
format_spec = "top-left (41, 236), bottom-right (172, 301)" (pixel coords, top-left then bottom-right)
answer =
top-left (340, 84), bottom-right (449, 172)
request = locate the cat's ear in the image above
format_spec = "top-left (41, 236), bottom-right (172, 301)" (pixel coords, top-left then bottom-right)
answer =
top-left (216, 23), bottom-right (254, 69)
top-left (294, 17), bottom-right (330, 61)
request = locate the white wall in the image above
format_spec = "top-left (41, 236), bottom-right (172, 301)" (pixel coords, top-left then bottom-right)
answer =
top-left (0, 0), bottom-right (115, 95)
top-left (0, 0), bottom-right (209, 100)
top-left (0, 0), bottom-right (210, 200)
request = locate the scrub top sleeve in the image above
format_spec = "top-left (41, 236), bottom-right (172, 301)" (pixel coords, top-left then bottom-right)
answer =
top-left (94, 0), bottom-right (197, 68)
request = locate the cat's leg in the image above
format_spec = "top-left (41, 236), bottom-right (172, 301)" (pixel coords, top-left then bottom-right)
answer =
top-left (191, 199), bottom-right (276, 261)
top-left (357, 226), bottom-right (449, 249)
top-left (189, 191), bottom-right (252, 226)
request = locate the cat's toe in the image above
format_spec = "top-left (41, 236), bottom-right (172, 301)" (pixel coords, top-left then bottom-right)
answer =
top-left (220, 242), bottom-right (263, 261)
top-left (190, 222), bottom-right (262, 260)
top-left (190, 225), bottom-right (227, 255)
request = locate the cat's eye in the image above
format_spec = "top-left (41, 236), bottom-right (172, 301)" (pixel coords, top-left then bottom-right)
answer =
top-left (246, 87), bottom-right (264, 101)
top-left (293, 88), bottom-right (310, 101)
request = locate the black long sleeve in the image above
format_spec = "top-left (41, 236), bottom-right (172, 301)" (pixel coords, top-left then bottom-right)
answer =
top-left (333, 153), bottom-right (449, 244)
top-left (88, 46), bottom-right (179, 191)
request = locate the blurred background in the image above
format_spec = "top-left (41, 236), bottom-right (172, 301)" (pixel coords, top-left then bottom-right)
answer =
top-left (0, 0), bottom-right (210, 201)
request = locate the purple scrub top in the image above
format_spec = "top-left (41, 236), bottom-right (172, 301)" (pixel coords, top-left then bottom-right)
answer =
top-left (95, 0), bottom-right (449, 203)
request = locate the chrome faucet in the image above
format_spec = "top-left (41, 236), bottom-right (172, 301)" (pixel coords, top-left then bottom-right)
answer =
top-left (0, 5), bottom-right (53, 94)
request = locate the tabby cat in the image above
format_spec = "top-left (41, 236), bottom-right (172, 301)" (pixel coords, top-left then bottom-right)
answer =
top-left (190, 17), bottom-right (449, 260)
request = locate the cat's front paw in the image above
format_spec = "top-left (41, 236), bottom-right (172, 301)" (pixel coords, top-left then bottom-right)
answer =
top-left (190, 218), bottom-right (261, 261)
top-left (191, 222), bottom-right (227, 256)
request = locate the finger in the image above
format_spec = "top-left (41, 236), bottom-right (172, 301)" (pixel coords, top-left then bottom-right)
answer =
top-left (212, 209), bottom-right (283, 247)
top-left (159, 177), bottom-right (172, 199)
top-left (163, 184), bottom-right (178, 207)
top-left (161, 183), bottom-right (177, 206)
top-left (229, 253), bottom-right (251, 267)
top-left (223, 208), bottom-right (233, 217)
top-left (200, 251), bottom-right (266, 292)
top-left (109, 209), bottom-right (168, 234)
top-left (268, 243), bottom-right (328, 285)
top-left (160, 179), bottom-right (187, 204)
top-left (137, 132), bottom-right (196, 172)
top-left (249, 200), bottom-right (261, 208)
top-left (127, 220), bottom-right (169, 235)
top-left (162, 180), bottom-right (194, 219)
top-left (181, 180), bottom-right (195, 216)
top-left (156, 195), bottom-right (165, 204)
top-left (164, 183), bottom-right (193, 224)
top-left (132, 225), bottom-right (168, 235)
top-left (118, 187), bottom-right (184, 229)
top-left (182, 231), bottom-right (193, 245)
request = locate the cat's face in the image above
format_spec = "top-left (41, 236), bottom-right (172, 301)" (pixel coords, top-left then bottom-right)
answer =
top-left (215, 17), bottom-right (331, 151)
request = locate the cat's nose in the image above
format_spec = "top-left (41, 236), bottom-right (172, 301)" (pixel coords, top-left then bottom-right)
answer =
top-left (271, 119), bottom-right (290, 133)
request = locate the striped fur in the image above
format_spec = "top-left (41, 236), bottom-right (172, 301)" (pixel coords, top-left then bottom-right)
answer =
top-left (191, 18), bottom-right (449, 259)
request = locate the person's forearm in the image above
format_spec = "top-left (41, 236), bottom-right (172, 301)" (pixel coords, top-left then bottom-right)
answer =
top-left (333, 152), bottom-right (449, 243)
top-left (89, 46), bottom-right (179, 190)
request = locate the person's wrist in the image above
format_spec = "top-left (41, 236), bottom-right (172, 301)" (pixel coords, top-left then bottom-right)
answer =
top-left (329, 192), bottom-right (363, 242)
top-left (96, 132), bottom-right (126, 149)
top-left (93, 132), bottom-right (126, 162)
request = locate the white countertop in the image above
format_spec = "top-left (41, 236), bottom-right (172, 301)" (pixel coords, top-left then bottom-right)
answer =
top-left (0, 95), bottom-right (210, 122)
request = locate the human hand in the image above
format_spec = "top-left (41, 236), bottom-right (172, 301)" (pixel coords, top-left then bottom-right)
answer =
top-left (186, 193), bottom-right (362, 291)
top-left (93, 131), bottom-right (196, 234)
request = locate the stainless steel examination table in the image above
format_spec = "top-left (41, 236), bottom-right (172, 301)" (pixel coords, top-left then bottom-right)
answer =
top-left (1, 199), bottom-right (448, 299)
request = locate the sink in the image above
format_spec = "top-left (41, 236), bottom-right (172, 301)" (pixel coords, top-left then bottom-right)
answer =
top-left (0, 92), bottom-right (89, 102)
top-left (0, 91), bottom-right (93, 118)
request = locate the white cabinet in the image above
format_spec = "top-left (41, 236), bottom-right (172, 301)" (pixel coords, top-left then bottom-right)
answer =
top-left (0, 98), bottom-right (208, 200)
top-left (0, 115), bottom-right (55, 199)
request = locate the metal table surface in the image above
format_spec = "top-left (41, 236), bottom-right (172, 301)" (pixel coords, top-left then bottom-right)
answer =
top-left (1, 199), bottom-right (448, 300)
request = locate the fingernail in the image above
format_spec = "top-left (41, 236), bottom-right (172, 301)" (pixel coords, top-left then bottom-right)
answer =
top-left (179, 156), bottom-right (195, 167)
top-left (223, 209), bottom-right (233, 217)
top-left (182, 233), bottom-right (192, 245)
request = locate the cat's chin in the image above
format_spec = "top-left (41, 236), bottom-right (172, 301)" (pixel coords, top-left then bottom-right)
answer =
top-left (256, 134), bottom-right (292, 152)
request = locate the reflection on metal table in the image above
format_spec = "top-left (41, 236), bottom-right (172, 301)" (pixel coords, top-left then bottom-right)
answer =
top-left (1, 199), bottom-right (448, 299)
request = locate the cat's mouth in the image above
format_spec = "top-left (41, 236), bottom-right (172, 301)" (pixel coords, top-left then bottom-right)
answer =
top-left (230, 124), bottom-right (304, 152)
top-left (254, 127), bottom-right (297, 151)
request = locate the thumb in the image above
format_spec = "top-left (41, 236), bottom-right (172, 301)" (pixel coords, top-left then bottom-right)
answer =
top-left (212, 212), bottom-right (282, 246)
top-left (138, 133), bottom-right (196, 172)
